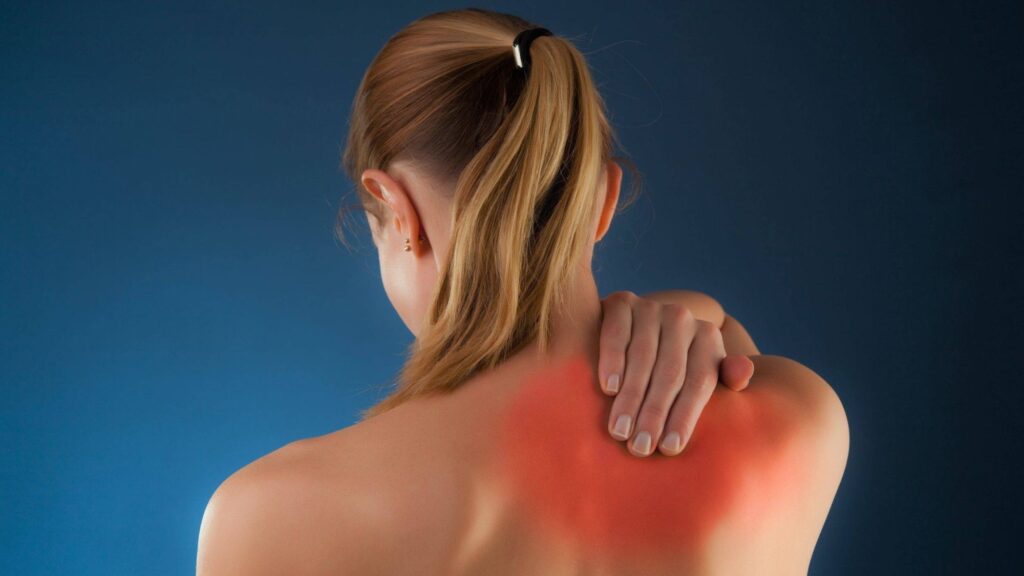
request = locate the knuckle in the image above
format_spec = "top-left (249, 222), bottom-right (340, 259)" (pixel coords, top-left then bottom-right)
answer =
top-left (660, 302), bottom-right (683, 316)
top-left (657, 358), bottom-right (686, 383)
top-left (696, 319), bottom-right (718, 339)
top-left (688, 368), bottom-right (717, 391)
top-left (606, 291), bottom-right (631, 306)
top-left (627, 340), bottom-right (657, 362)
top-left (636, 298), bottom-right (660, 315)
top-left (602, 321), bottom-right (630, 344)
top-left (678, 305), bottom-right (695, 324)
top-left (694, 319), bottom-right (712, 334)
top-left (639, 401), bottom-right (670, 422)
top-left (662, 303), bottom-right (689, 323)
top-left (608, 290), bottom-right (638, 306)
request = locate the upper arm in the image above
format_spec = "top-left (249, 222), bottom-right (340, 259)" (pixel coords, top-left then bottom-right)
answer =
top-left (197, 441), bottom-right (387, 576)
top-left (745, 355), bottom-right (850, 554)
top-left (788, 355), bottom-right (849, 510)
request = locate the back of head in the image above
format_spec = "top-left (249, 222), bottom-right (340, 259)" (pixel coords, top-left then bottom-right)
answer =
top-left (339, 8), bottom-right (640, 420)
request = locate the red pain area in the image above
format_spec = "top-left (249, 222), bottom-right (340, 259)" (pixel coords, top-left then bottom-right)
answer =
top-left (496, 355), bottom-right (812, 560)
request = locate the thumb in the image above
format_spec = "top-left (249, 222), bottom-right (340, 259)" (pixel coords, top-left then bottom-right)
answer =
top-left (720, 355), bottom-right (755, 391)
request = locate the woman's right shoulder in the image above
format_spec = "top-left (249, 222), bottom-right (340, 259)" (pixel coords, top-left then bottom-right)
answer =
top-left (749, 353), bottom-right (845, 406)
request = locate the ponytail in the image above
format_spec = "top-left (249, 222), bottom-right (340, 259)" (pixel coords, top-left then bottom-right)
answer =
top-left (338, 9), bottom-right (642, 420)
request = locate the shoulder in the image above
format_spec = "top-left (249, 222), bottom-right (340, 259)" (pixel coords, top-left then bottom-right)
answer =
top-left (749, 354), bottom-right (849, 451)
top-left (736, 354), bottom-right (849, 488)
top-left (689, 354), bottom-right (849, 574)
top-left (196, 431), bottom-right (396, 576)
top-left (696, 353), bottom-right (849, 508)
top-left (746, 355), bottom-right (850, 549)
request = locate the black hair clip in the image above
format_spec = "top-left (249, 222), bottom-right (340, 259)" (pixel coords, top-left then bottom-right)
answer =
top-left (512, 27), bottom-right (553, 73)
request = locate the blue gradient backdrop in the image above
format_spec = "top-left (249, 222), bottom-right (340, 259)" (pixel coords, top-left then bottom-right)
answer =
top-left (2, 1), bottom-right (1021, 574)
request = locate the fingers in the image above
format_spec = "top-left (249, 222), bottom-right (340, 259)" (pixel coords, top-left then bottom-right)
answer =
top-left (627, 304), bottom-right (697, 457)
top-left (606, 298), bottom-right (663, 447)
top-left (598, 291), bottom-right (636, 395)
top-left (597, 291), bottom-right (753, 458)
top-left (720, 355), bottom-right (755, 391)
top-left (658, 321), bottom-right (727, 455)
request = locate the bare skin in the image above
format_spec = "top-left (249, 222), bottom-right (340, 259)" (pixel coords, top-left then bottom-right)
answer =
top-left (597, 289), bottom-right (755, 456)
top-left (197, 160), bottom-right (849, 574)
top-left (197, 286), bottom-right (848, 575)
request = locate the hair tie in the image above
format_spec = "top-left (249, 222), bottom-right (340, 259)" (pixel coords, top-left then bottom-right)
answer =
top-left (512, 27), bottom-right (553, 73)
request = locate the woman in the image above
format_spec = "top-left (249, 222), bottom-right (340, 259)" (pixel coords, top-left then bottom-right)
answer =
top-left (197, 8), bottom-right (848, 575)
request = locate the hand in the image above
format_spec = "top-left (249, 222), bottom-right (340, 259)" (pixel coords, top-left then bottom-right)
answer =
top-left (597, 290), bottom-right (755, 457)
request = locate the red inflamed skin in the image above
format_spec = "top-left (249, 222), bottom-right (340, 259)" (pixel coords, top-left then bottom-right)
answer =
top-left (496, 353), bottom-right (814, 563)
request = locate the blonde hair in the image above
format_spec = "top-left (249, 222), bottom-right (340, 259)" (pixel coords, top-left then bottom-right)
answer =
top-left (337, 8), bottom-right (642, 420)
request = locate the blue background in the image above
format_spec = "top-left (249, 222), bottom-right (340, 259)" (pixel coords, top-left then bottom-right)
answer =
top-left (2, 1), bottom-right (1021, 574)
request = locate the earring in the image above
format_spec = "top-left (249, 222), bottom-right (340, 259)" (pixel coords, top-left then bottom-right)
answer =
top-left (404, 233), bottom-right (426, 252)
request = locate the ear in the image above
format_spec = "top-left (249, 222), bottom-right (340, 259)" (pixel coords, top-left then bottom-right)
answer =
top-left (594, 160), bottom-right (623, 242)
top-left (360, 168), bottom-right (428, 254)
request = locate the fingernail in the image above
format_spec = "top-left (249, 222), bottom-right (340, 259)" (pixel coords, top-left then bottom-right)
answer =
top-left (606, 373), bottom-right (620, 393)
top-left (660, 432), bottom-right (681, 454)
top-left (612, 414), bottom-right (631, 439)
top-left (632, 431), bottom-right (652, 455)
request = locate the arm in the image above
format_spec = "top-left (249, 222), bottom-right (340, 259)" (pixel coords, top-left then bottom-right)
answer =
top-left (738, 354), bottom-right (850, 570)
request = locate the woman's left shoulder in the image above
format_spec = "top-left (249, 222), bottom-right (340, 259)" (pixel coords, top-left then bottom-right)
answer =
top-left (197, 430), bottom-right (393, 575)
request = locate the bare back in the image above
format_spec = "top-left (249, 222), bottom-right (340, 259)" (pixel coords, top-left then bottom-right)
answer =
top-left (302, 350), bottom-right (848, 575)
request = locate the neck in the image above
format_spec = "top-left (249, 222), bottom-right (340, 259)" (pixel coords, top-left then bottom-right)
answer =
top-left (443, 266), bottom-right (604, 411)
top-left (515, 268), bottom-right (603, 368)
